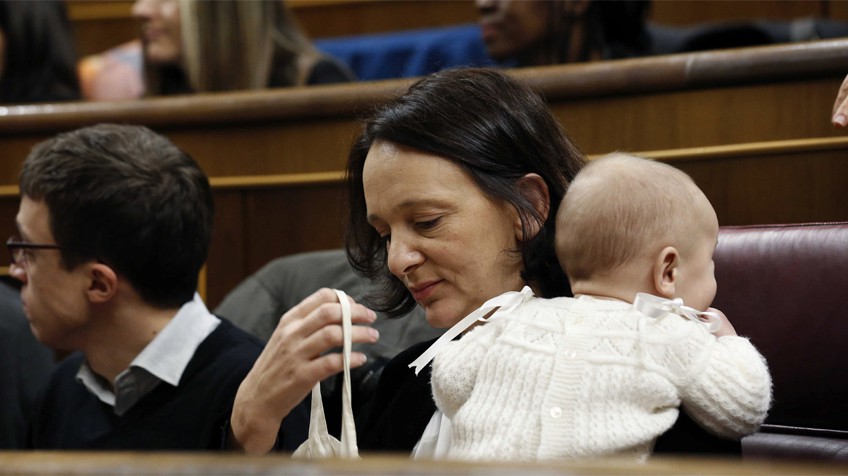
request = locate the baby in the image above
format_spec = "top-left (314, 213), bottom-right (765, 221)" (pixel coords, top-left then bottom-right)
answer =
top-left (430, 153), bottom-right (772, 462)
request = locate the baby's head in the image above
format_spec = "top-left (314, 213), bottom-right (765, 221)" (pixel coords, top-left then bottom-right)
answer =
top-left (555, 153), bottom-right (719, 310)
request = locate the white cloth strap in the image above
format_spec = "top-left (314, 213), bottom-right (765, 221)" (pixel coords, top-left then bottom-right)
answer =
top-left (408, 286), bottom-right (534, 375)
top-left (292, 289), bottom-right (359, 459)
top-left (336, 289), bottom-right (358, 457)
top-left (632, 292), bottom-right (722, 333)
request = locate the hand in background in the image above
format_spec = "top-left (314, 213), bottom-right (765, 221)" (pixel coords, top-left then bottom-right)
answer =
top-left (832, 74), bottom-right (848, 127)
top-left (706, 307), bottom-right (737, 337)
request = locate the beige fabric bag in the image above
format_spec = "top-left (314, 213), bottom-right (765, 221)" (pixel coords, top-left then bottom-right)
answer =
top-left (293, 289), bottom-right (359, 459)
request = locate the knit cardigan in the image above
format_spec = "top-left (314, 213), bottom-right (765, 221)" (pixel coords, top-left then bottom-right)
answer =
top-left (431, 296), bottom-right (772, 462)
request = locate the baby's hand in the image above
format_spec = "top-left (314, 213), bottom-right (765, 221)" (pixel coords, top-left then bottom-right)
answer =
top-left (705, 307), bottom-right (737, 337)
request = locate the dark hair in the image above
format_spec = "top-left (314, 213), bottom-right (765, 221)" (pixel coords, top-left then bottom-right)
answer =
top-left (0, 0), bottom-right (81, 104)
top-left (529, 0), bottom-right (651, 66)
top-left (19, 124), bottom-right (214, 309)
top-left (345, 68), bottom-right (585, 317)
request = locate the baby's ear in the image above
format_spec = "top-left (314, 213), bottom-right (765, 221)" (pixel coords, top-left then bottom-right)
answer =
top-left (653, 246), bottom-right (679, 298)
top-left (514, 173), bottom-right (550, 242)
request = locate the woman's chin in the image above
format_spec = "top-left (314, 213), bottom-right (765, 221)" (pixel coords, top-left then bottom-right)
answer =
top-left (424, 304), bottom-right (466, 329)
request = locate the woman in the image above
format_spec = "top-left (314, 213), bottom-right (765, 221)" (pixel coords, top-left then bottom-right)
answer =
top-left (345, 67), bottom-right (583, 451)
top-left (132, 0), bottom-right (354, 96)
top-left (231, 68), bottom-right (740, 457)
top-left (475, 0), bottom-right (652, 66)
top-left (0, 0), bottom-right (80, 104)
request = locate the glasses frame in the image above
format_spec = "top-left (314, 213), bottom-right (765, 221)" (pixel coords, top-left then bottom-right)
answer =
top-left (6, 237), bottom-right (88, 266)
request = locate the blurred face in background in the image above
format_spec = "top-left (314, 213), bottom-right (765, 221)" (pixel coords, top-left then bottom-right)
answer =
top-left (132, 0), bottom-right (182, 65)
top-left (475, 0), bottom-right (550, 62)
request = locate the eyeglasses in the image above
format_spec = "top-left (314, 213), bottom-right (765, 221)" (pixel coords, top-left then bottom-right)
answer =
top-left (6, 237), bottom-right (86, 266)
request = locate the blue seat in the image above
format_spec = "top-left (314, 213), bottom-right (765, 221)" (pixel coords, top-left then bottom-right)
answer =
top-left (315, 23), bottom-right (496, 81)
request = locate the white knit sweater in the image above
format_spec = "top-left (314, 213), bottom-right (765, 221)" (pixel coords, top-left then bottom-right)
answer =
top-left (431, 295), bottom-right (772, 462)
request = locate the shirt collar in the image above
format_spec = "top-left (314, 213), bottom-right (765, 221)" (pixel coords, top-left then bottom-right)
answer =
top-left (129, 293), bottom-right (221, 386)
top-left (75, 294), bottom-right (220, 408)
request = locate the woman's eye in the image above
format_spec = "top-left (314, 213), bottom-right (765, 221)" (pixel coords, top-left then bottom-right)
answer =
top-left (416, 217), bottom-right (441, 230)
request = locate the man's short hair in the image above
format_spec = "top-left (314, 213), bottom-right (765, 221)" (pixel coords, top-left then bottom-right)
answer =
top-left (19, 124), bottom-right (214, 308)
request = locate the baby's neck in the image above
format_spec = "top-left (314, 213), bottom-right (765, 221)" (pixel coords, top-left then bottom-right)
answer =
top-left (573, 293), bottom-right (630, 303)
top-left (570, 279), bottom-right (655, 305)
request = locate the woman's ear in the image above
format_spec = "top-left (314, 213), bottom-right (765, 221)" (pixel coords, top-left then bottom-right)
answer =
top-left (653, 246), bottom-right (679, 299)
top-left (514, 173), bottom-right (550, 242)
top-left (87, 263), bottom-right (119, 304)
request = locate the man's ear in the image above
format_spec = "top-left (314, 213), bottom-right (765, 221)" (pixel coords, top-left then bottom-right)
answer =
top-left (87, 263), bottom-right (118, 304)
top-left (653, 246), bottom-right (679, 299)
top-left (514, 173), bottom-right (550, 242)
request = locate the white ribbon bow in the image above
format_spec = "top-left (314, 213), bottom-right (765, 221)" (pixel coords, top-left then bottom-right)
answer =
top-left (632, 292), bottom-right (722, 333)
top-left (408, 286), bottom-right (534, 375)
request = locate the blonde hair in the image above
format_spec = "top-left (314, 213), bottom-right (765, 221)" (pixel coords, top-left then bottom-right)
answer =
top-left (556, 153), bottom-right (706, 282)
top-left (145, 0), bottom-right (319, 95)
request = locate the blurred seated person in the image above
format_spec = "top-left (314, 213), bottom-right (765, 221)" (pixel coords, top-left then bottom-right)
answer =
top-left (80, 0), bottom-right (354, 100)
top-left (0, 279), bottom-right (54, 449)
top-left (475, 0), bottom-right (848, 68)
top-left (475, 0), bottom-right (652, 66)
top-left (0, 0), bottom-right (80, 104)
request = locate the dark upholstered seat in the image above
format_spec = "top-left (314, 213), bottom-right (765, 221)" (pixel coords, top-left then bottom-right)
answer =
top-left (713, 222), bottom-right (848, 460)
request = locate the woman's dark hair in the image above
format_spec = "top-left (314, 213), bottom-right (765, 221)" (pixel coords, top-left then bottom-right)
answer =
top-left (533, 0), bottom-right (652, 66)
top-left (345, 68), bottom-right (585, 317)
top-left (0, 0), bottom-right (81, 104)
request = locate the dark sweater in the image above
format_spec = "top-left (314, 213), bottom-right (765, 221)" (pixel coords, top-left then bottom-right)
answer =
top-left (31, 319), bottom-right (308, 450)
top-left (357, 338), bottom-right (741, 456)
top-left (0, 282), bottom-right (54, 449)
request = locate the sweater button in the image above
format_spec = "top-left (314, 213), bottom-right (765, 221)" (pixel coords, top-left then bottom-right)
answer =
top-left (567, 351), bottom-right (577, 359)
top-left (550, 407), bottom-right (562, 418)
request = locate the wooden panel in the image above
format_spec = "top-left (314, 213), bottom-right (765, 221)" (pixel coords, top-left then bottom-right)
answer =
top-left (0, 451), bottom-right (844, 476)
top-left (552, 77), bottom-right (843, 154)
top-left (159, 119), bottom-right (360, 178)
top-left (645, 139), bottom-right (848, 226)
top-left (242, 184), bottom-right (346, 266)
top-left (207, 190), bottom-right (247, 307)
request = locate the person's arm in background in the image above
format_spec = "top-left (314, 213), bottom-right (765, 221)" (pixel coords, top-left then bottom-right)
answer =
top-left (832, 74), bottom-right (848, 127)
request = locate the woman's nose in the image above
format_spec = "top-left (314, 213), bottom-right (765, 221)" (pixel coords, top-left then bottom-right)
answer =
top-left (386, 235), bottom-right (424, 278)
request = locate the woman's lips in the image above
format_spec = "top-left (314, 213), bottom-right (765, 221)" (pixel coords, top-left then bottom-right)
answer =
top-left (480, 22), bottom-right (501, 42)
top-left (410, 280), bottom-right (441, 302)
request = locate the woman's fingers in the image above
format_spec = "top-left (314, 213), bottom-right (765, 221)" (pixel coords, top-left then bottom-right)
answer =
top-left (229, 288), bottom-right (380, 454)
top-left (275, 288), bottom-right (376, 341)
top-left (832, 74), bottom-right (848, 127)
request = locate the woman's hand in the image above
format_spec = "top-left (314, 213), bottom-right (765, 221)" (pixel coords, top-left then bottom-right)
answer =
top-left (832, 74), bottom-right (848, 127)
top-left (229, 288), bottom-right (379, 454)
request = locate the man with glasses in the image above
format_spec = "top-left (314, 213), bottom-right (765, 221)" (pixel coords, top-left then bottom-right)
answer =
top-left (8, 123), bottom-right (307, 449)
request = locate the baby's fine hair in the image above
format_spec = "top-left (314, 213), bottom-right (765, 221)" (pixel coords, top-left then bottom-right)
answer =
top-left (556, 153), bottom-right (704, 282)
